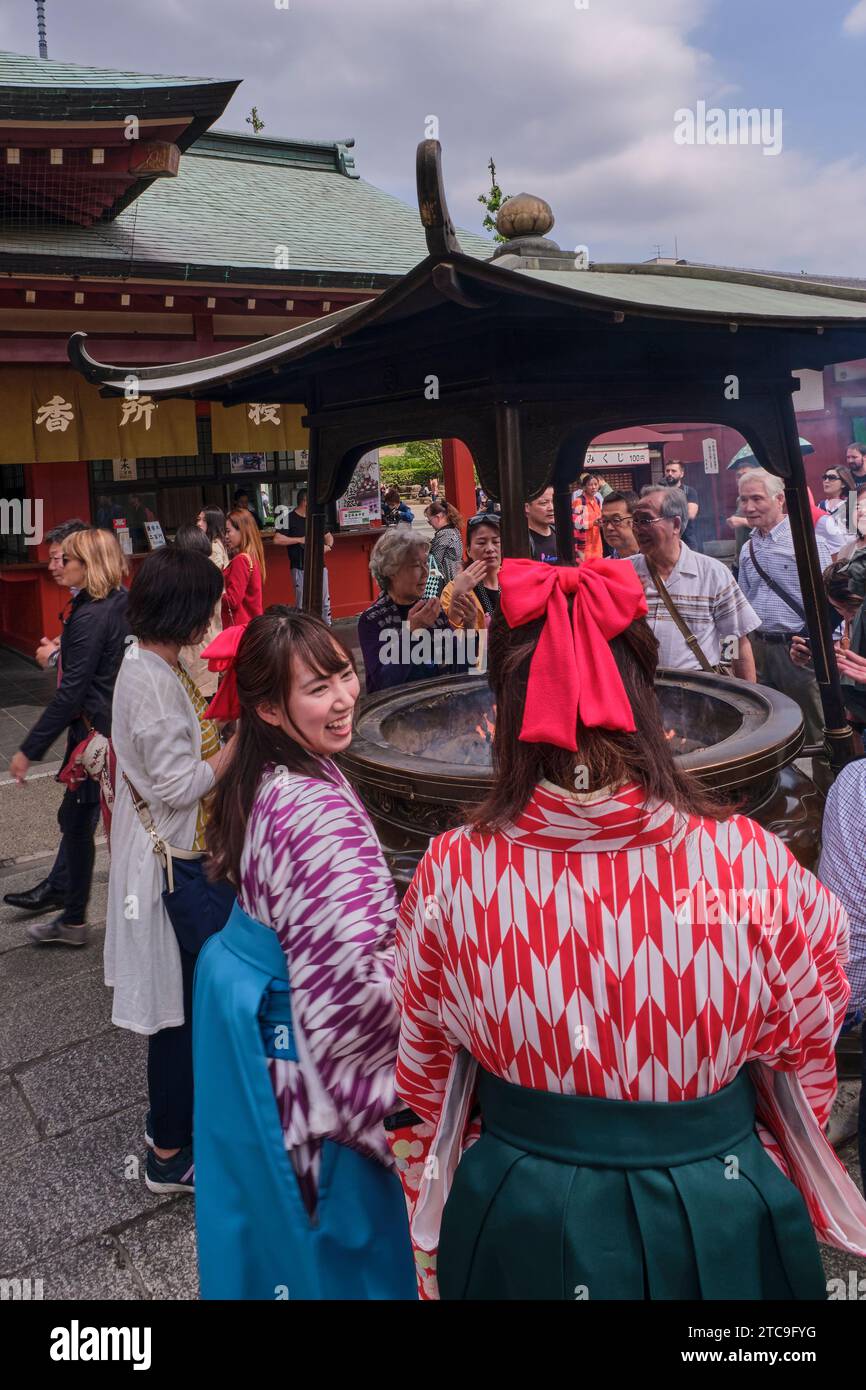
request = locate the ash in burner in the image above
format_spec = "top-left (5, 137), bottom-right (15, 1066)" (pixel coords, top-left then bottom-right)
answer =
top-left (375, 680), bottom-right (743, 767)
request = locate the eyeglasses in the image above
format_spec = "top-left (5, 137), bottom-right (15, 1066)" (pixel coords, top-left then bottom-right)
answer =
top-left (631, 512), bottom-right (666, 528)
top-left (823, 474), bottom-right (841, 482)
top-left (600, 514), bottom-right (631, 527)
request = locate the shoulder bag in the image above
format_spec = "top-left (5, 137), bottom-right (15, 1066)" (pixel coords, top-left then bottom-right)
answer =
top-left (645, 559), bottom-right (733, 676)
top-left (123, 772), bottom-right (235, 956)
top-left (746, 539), bottom-right (807, 628)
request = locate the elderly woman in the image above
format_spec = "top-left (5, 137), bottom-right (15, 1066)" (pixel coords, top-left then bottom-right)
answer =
top-left (357, 526), bottom-right (464, 692)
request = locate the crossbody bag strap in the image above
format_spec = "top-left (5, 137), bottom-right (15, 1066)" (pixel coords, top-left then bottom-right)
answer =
top-left (747, 539), bottom-right (806, 623)
top-left (645, 559), bottom-right (715, 673)
top-left (121, 772), bottom-right (203, 893)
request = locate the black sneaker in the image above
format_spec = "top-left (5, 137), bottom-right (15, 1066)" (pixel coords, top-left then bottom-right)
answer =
top-left (145, 1145), bottom-right (194, 1195)
top-left (144, 1111), bottom-right (154, 1150)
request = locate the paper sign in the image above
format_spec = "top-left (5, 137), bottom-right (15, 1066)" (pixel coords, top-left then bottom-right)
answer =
top-left (702, 438), bottom-right (719, 474)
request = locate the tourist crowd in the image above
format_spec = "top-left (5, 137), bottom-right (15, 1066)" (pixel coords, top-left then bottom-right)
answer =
top-left (3, 452), bottom-right (866, 1301)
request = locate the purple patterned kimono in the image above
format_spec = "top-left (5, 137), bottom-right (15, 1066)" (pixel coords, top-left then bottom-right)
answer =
top-left (238, 759), bottom-right (402, 1216)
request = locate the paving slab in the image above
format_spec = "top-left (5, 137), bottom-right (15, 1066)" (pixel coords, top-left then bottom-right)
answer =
top-left (0, 1103), bottom-right (173, 1270)
top-left (0, 1078), bottom-right (40, 1155)
top-left (16, 1028), bottom-right (147, 1139)
top-left (0, 965), bottom-right (114, 1071)
top-left (0, 775), bottom-right (67, 862)
top-left (0, 926), bottom-right (106, 994)
top-left (117, 1203), bottom-right (199, 1301)
top-left (12, 1234), bottom-right (143, 1301)
top-left (0, 857), bottom-right (109, 954)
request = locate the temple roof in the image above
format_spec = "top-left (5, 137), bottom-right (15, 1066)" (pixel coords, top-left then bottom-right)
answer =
top-left (0, 49), bottom-right (240, 224)
top-left (0, 49), bottom-right (235, 95)
top-left (0, 128), bottom-right (491, 285)
top-left (71, 243), bottom-right (866, 403)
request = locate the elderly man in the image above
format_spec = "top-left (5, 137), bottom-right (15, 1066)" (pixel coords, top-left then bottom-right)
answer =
top-left (629, 486), bottom-right (759, 679)
top-left (736, 468), bottom-right (833, 745)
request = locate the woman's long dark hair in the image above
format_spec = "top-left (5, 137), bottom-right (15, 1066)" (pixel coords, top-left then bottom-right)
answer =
top-left (470, 605), bottom-right (732, 831)
top-left (206, 608), bottom-right (357, 887)
top-left (200, 506), bottom-right (227, 547)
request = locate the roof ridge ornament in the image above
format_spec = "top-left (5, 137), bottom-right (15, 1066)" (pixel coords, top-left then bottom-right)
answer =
top-left (416, 140), bottom-right (463, 258)
top-left (490, 192), bottom-right (560, 262)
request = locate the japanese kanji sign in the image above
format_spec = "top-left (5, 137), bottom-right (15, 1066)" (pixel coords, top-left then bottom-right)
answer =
top-left (0, 369), bottom-right (197, 464)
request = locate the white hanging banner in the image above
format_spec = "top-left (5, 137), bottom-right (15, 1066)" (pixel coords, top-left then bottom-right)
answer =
top-left (702, 438), bottom-right (719, 474)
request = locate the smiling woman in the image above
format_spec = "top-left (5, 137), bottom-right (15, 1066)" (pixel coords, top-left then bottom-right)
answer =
top-left (193, 607), bottom-right (416, 1300)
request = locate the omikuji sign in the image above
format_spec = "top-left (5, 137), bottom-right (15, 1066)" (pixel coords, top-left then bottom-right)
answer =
top-left (585, 447), bottom-right (650, 469)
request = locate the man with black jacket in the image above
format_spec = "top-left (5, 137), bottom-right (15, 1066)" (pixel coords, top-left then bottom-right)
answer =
top-left (7, 528), bottom-right (129, 946)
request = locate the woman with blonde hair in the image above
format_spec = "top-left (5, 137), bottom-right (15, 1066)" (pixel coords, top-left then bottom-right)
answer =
top-left (9, 527), bottom-right (129, 947)
top-left (223, 508), bottom-right (265, 629)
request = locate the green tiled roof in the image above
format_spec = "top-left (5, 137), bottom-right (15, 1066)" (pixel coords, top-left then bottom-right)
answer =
top-left (517, 267), bottom-right (866, 320)
top-left (0, 129), bottom-right (492, 284)
top-left (0, 49), bottom-right (227, 88)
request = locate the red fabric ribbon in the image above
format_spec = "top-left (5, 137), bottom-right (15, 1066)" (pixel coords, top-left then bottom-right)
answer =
top-left (202, 625), bottom-right (246, 721)
top-left (806, 487), bottom-right (824, 528)
top-left (498, 558), bottom-right (648, 750)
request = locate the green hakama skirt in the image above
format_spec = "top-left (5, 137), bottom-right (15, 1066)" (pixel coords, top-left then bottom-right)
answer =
top-left (437, 1067), bottom-right (826, 1301)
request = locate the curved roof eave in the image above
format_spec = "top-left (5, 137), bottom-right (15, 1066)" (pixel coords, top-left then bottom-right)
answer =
top-left (69, 249), bottom-right (866, 401)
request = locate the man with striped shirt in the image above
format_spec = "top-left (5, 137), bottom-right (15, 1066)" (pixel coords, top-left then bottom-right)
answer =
top-left (629, 486), bottom-right (759, 679)
top-left (736, 468), bottom-right (832, 746)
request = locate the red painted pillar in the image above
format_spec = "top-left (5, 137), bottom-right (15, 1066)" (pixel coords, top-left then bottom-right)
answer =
top-left (442, 438), bottom-right (476, 542)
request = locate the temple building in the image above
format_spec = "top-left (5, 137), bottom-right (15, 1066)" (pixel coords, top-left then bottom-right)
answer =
top-left (0, 47), bottom-right (489, 652)
top-left (2, 47), bottom-right (865, 660)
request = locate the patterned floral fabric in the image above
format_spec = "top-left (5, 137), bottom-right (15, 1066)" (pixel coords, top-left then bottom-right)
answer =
top-left (392, 779), bottom-right (861, 1290)
top-left (238, 760), bottom-right (403, 1216)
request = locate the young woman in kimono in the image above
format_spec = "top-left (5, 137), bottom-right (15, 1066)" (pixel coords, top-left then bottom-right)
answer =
top-left (391, 557), bottom-right (866, 1300)
top-left (194, 608), bottom-right (415, 1300)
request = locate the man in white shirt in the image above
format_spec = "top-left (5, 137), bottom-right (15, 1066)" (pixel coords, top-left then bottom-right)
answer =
top-left (736, 468), bottom-right (833, 745)
top-left (629, 486), bottom-right (759, 679)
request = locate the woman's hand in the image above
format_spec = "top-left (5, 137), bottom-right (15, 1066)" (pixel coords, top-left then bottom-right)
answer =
top-left (206, 735), bottom-right (236, 776)
top-left (448, 591), bottom-right (476, 627)
top-left (9, 752), bottom-right (29, 784)
top-left (407, 597), bottom-right (441, 631)
top-left (836, 645), bottom-right (866, 684)
top-left (35, 636), bottom-right (59, 669)
top-left (450, 560), bottom-right (487, 598)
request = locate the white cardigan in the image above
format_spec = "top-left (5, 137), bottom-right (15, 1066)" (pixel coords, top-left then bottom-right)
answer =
top-left (105, 645), bottom-right (215, 1034)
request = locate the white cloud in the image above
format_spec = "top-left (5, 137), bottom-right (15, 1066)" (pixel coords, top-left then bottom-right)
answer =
top-left (843, 2), bottom-right (866, 36)
top-left (3, 0), bottom-right (866, 275)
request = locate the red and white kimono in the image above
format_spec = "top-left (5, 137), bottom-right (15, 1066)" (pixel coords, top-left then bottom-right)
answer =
top-left (391, 780), bottom-right (866, 1298)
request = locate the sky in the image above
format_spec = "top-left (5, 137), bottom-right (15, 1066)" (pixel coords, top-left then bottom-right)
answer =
top-left (2, 0), bottom-right (866, 275)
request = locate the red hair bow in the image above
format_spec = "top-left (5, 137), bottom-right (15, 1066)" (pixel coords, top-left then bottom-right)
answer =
top-left (499, 558), bottom-right (648, 750)
top-left (202, 625), bottom-right (246, 722)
